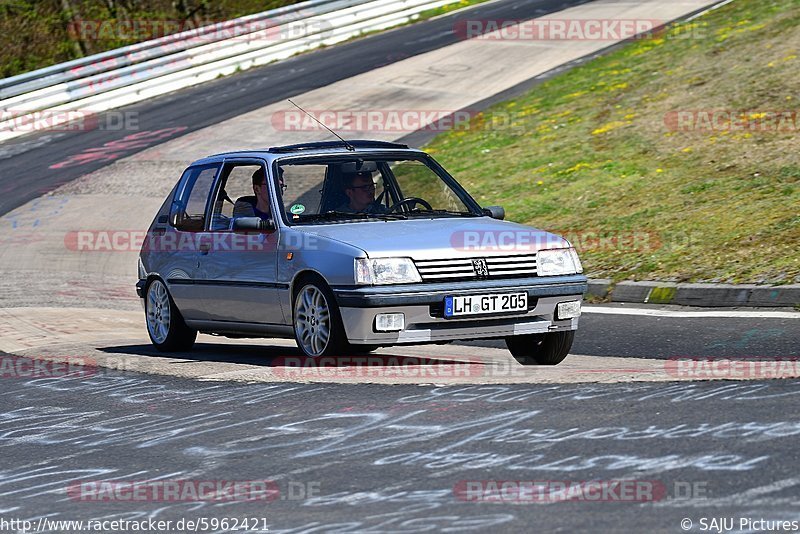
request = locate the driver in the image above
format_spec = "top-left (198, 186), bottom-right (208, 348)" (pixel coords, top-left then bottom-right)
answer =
top-left (336, 171), bottom-right (389, 214)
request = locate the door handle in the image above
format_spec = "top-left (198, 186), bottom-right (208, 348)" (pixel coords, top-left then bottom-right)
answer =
top-left (199, 243), bottom-right (211, 255)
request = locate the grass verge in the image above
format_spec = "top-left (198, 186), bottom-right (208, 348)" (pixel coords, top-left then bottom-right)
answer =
top-left (424, 0), bottom-right (800, 284)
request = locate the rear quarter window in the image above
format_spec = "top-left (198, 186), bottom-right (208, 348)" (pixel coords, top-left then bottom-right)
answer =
top-left (172, 164), bottom-right (220, 232)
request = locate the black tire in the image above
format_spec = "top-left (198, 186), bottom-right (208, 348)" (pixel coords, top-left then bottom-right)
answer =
top-left (292, 277), bottom-right (348, 357)
top-left (505, 330), bottom-right (575, 365)
top-left (144, 279), bottom-right (197, 352)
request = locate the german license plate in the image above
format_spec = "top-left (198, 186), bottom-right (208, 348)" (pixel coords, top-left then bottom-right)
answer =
top-left (444, 292), bottom-right (528, 318)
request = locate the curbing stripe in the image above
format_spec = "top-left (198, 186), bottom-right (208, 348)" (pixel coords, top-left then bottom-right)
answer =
top-left (645, 286), bottom-right (677, 305)
top-left (589, 280), bottom-right (800, 309)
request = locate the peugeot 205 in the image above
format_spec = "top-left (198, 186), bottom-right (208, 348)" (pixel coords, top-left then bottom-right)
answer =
top-left (137, 140), bottom-right (587, 365)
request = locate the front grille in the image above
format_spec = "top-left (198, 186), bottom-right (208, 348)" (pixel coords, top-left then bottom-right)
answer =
top-left (414, 254), bottom-right (538, 282)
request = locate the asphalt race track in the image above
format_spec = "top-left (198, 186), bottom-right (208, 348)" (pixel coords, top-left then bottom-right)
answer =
top-left (1, 0), bottom-right (799, 531)
top-left (2, 365), bottom-right (800, 531)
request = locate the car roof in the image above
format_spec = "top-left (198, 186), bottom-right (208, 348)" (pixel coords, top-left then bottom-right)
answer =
top-left (190, 140), bottom-right (426, 167)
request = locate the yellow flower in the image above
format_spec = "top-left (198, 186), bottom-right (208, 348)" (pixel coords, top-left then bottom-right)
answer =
top-left (537, 180), bottom-right (544, 186)
top-left (565, 162), bottom-right (591, 173)
top-left (566, 90), bottom-right (588, 99)
top-left (656, 168), bottom-right (664, 173)
top-left (592, 121), bottom-right (627, 135)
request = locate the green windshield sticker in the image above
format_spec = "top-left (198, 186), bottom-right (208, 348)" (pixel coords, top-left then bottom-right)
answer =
top-left (290, 204), bottom-right (306, 215)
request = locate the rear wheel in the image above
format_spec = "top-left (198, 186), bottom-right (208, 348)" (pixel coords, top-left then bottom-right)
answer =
top-left (505, 330), bottom-right (575, 365)
top-left (145, 279), bottom-right (197, 352)
top-left (293, 280), bottom-right (347, 357)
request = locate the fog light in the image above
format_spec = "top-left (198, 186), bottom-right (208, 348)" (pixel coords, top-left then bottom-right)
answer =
top-left (375, 313), bottom-right (404, 332)
top-left (556, 301), bottom-right (581, 320)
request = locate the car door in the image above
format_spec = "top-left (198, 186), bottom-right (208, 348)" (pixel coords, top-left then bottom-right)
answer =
top-left (195, 159), bottom-right (285, 325)
top-left (162, 162), bottom-right (221, 320)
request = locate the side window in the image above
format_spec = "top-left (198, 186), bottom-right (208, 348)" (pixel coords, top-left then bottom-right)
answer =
top-left (172, 164), bottom-right (219, 232)
top-left (209, 163), bottom-right (263, 231)
top-left (391, 160), bottom-right (469, 212)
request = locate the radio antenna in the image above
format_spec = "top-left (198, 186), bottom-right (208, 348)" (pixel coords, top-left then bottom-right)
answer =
top-left (288, 99), bottom-right (355, 151)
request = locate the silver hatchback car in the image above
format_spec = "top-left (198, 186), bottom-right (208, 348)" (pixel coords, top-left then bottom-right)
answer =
top-left (137, 140), bottom-right (587, 365)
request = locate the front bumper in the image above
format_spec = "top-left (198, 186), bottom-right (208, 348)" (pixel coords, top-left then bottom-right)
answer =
top-left (332, 274), bottom-right (587, 345)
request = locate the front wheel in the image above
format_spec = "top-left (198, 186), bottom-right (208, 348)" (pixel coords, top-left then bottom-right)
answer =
top-left (505, 330), bottom-right (575, 365)
top-left (145, 279), bottom-right (197, 352)
top-left (293, 280), bottom-right (347, 357)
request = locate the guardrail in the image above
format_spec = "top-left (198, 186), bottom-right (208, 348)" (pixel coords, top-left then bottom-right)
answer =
top-left (0, 0), bottom-right (460, 142)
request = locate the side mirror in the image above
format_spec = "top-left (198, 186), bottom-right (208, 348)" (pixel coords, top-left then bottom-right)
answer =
top-left (482, 206), bottom-right (505, 220)
top-left (169, 210), bottom-right (185, 228)
top-left (233, 217), bottom-right (276, 232)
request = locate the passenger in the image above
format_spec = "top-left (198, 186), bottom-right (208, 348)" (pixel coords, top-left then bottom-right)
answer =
top-left (234, 168), bottom-right (285, 220)
top-left (336, 171), bottom-right (388, 214)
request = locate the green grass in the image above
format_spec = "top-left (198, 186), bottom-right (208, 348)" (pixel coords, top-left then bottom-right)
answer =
top-left (423, 0), bottom-right (800, 284)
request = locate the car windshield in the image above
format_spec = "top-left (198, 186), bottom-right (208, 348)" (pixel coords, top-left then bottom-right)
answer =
top-left (276, 155), bottom-right (482, 225)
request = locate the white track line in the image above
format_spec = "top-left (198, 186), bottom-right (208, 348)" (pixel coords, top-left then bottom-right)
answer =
top-left (687, 0), bottom-right (736, 21)
top-left (583, 306), bottom-right (800, 319)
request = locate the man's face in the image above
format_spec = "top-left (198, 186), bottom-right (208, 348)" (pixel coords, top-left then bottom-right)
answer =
top-left (345, 174), bottom-right (376, 211)
top-left (254, 179), bottom-right (270, 209)
top-left (253, 174), bottom-right (286, 212)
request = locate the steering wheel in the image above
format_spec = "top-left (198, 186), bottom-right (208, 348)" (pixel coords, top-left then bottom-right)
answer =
top-left (388, 197), bottom-right (432, 213)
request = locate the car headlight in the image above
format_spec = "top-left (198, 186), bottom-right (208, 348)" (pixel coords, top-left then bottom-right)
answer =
top-left (355, 257), bottom-right (422, 285)
top-left (537, 247), bottom-right (583, 276)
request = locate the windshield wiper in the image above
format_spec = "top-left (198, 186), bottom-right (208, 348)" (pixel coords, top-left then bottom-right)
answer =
top-left (298, 211), bottom-right (370, 222)
top-left (297, 211), bottom-right (406, 222)
top-left (405, 209), bottom-right (479, 217)
top-left (364, 212), bottom-right (407, 220)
